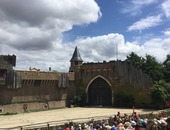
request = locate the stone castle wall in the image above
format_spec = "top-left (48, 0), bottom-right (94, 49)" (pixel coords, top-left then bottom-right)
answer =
top-left (0, 53), bottom-right (153, 113)
top-left (78, 60), bottom-right (152, 89)
top-left (0, 54), bottom-right (75, 114)
top-left (74, 60), bottom-right (152, 104)
top-left (0, 71), bottom-right (75, 103)
top-left (0, 69), bottom-right (76, 113)
top-left (0, 100), bottom-right (66, 114)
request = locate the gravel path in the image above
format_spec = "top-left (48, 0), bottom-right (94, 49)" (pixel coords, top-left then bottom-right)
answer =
top-left (0, 107), bottom-right (154, 129)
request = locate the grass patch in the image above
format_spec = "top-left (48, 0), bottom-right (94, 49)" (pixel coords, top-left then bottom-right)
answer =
top-left (1, 112), bottom-right (17, 116)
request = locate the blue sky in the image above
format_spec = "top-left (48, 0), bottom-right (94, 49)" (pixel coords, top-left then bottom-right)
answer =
top-left (65, 0), bottom-right (169, 43)
top-left (0, 0), bottom-right (169, 72)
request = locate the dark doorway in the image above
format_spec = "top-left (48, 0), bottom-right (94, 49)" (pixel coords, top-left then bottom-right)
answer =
top-left (88, 77), bottom-right (112, 106)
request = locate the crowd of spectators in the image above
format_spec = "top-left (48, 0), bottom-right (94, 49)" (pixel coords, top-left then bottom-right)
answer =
top-left (58, 111), bottom-right (170, 130)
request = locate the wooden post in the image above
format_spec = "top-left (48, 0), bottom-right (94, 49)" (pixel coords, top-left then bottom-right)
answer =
top-left (133, 106), bottom-right (135, 113)
top-left (47, 123), bottom-right (50, 130)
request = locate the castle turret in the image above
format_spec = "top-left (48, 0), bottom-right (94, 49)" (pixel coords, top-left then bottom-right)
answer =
top-left (69, 46), bottom-right (83, 72)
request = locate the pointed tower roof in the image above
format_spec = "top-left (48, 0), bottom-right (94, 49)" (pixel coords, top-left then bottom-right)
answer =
top-left (70, 46), bottom-right (83, 62)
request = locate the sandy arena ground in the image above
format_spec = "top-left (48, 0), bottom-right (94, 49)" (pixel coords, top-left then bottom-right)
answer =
top-left (0, 107), bottom-right (154, 129)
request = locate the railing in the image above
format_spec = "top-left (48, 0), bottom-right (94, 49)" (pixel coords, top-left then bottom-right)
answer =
top-left (0, 115), bottom-right (111, 130)
top-left (1, 108), bottom-right (170, 130)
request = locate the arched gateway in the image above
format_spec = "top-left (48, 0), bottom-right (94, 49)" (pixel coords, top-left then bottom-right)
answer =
top-left (69, 47), bottom-right (152, 108)
top-left (87, 76), bottom-right (112, 106)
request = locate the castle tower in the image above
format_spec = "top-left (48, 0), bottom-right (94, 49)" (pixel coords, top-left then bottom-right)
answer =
top-left (69, 46), bottom-right (83, 72)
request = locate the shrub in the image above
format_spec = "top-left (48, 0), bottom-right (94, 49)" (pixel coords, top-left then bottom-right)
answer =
top-left (70, 95), bottom-right (86, 107)
top-left (114, 92), bottom-right (135, 107)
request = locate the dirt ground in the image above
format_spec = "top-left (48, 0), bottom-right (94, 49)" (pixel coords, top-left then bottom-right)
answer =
top-left (0, 107), bottom-right (155, 129)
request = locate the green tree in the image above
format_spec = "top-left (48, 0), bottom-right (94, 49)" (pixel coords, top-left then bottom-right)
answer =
top-left (151, 80), bottom-right (169, 108)
top-left (163, 54), bottom-right (170, 82)
top-left (143, 55), bottom-right (165, 82)
top-left (126, 52), bottom-right (145, 70)
top-left (126, 53), bottom-right (165, 81)
top-left (126, 52), bottom-right (170, 108)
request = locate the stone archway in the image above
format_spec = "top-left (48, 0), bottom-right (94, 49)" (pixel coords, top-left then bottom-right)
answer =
top-left (87, 76), bottom-right (112, 106)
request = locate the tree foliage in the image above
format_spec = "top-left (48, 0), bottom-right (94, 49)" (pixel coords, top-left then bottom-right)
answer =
top-left (163, 54), bottom-right (170, 82)
top-left (126, 53), bottom-right (170, 108)
top-left (70, 95), bottom-right (86, 107)
top-left (151, 80), bottom-right (169, 108)
top-left (143, 54), bottom-right (165, 82)
top-left (126, 52), bottom-right (166, 82)
top-left (126, 52), bottom-right (145, 70)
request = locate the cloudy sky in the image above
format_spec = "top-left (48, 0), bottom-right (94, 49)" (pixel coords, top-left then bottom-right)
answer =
top-left (0, 0), bottom-right (170, 72)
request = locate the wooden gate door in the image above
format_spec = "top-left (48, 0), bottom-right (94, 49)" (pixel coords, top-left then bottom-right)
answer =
top-left (88, 77), bottom-right (112, 106)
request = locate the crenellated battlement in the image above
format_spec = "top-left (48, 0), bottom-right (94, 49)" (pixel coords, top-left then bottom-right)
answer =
top-left (16, 70), bottom-right (74, 80)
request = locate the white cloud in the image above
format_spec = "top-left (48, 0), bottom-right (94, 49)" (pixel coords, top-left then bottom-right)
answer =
top-left (0, 0), bottom-right (169, 72)
top-left (71, 33), bottom-right (170, 66)
top-left (73, 34), bottom-right (145, 62)
top-left (3, 32), bottom-right (169, 72)
top-left (0, 0), bottom-right (101, 51)
top-left (128, 15), bottom-right (162, 31)
top-left (0, 0), bottom-right (101, 72)
top-left (162, 0), bottom-right (170, 17)
top-left (162, 28), bottom-right (170, 36)
top-left (0, 39), bottom-right (73, 72)
top-left (143, 37), bottom-right (170, 61)
top-left (74, 34), bottom-right (125, 61)
top-left (122, 0), bottom-right (158, 15)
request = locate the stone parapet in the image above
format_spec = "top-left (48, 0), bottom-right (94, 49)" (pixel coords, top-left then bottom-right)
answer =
top-left (0, 100), bottom-right (66, 114)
